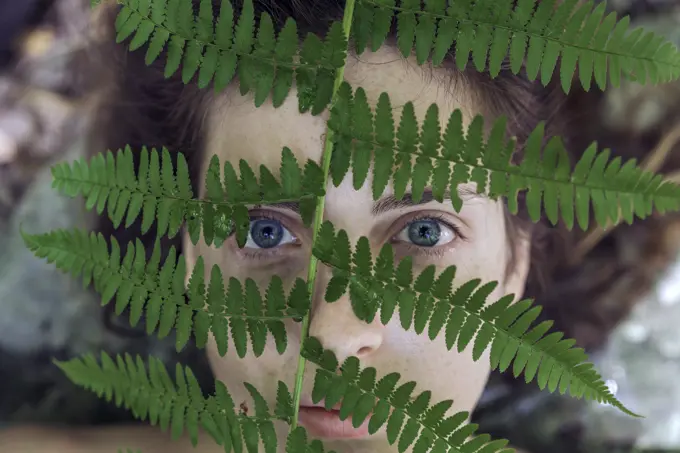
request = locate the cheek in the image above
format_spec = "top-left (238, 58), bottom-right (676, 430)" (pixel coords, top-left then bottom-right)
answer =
top-left (426, 345), bottom-right (491, 413)
top-left (455, 205), bottom-right (509, 288)
top-left (194, 240), bottom-right (308, 286)
top-left (382, 325), bottom-right (491, 415)
top-left (205, 323), bottom-right (300, 413)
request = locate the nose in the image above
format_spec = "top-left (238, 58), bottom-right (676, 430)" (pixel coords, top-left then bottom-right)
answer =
top-left (308, 268), bottom-right (384, 363)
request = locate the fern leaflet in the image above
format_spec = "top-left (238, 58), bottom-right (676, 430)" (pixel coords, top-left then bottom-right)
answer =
top-left (115, 0), bottom-right (346, 113)
top-left (328, 82), bottom-right (680, 231)
top-left (356, 0), bottom-right (680, 93)
top-left (22, 229), bottom-right (311, 357)
top-left (50, 146), bottom-right (324, 246)
top-left (312, 221), bottom-right (638, 417)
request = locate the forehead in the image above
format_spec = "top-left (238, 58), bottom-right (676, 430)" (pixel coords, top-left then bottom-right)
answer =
top-left (203, 46), bottom-right (485, 183)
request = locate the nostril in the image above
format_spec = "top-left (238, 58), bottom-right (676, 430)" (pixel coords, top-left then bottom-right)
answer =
top-left (357, 346), bottom-right (374, 357)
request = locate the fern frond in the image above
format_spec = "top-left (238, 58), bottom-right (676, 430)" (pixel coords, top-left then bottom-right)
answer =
top-left (302, 337), bottom-right (512, 453)
top-left (115, 0), bottom-right (346, 112)
top-left (311, 221), bottom-right (638, 417)
top-left (50, 146), bottom-right (324, 246)
top-left (58, 353), bottom-right (333, 453)
top-left (55, 352), bottom-right (300, 453)
top-left (356, 0), bottom-right (680, 92)
top-left (328, 82), bottom-right (680, 230)
top-left (22, 228), bottom-right (311, 357)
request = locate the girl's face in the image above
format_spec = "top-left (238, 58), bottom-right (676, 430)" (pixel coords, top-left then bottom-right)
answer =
top-left (183, 46), bottom-right (531, 453)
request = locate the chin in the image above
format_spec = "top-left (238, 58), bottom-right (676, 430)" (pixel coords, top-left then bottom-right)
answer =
top-left (314, 437), bottom-right (384, 453)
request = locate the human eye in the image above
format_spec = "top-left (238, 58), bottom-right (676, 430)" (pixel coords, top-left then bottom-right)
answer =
top-left (392, 215), bottom-right (460, 250)
top-left (244, 215), bottom-right (298, 249)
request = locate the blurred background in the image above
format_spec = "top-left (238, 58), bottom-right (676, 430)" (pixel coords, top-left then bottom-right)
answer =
top-left (1, 0), bottom-right (680, 452)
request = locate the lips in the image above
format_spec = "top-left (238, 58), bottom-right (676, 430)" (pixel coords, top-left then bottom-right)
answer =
top-left (297, 399), bottom-right (371, 439)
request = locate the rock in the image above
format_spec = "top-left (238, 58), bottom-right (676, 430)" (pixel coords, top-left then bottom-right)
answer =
top-left (0, 137), bottom-right (106, 355)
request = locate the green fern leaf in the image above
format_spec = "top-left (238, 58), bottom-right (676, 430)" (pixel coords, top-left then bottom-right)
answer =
top-left (271, 18), bottom-right (298, 107)
top-left (54, 353), bottom-right (305, 453)
top-left (312, 223), bottom-right (639, 417)
top-left (234, 0), bottom-right (255, 96)
top-left (372, 92), bottom-right (396, 199)
top-left (328, 83), bottom-right (354, 186)
top-left (212, 1), bottom-right (237, 92)
top-left (285, 426), bottom-right (336, 453)
top-left (50, 147), bottom-right (324, 246)
top-left (396, 0), bottom-right (418, 57)
top-left (62, 352), bottom-right (326, 453)
top-left (355, 0), bottom-right (680, 92)
top-left (22, 229), bottom-right (311, 357)
top-left (327, 83), bottom-right (680, 230)
top-left (302, 337), bottom-right (510, 453)
top-left (243, 383), bottom-right (277, 452)
top-left (250, 14), bottom-right (277, 106)
top-left (352, 2), bottom-right (372, 54)
top-left (234, 0), bottom-right (254, 54)
top-left (414, 0), bottom-right (445, 64)
top-left (394, 102), bottom-right (419, 200)
top-left (129, 4), bottom-right (156, 51)
top-left (196, 0), bottom-right (214, 41)
top-left (370, 0), bottom-right (394, 52)
top-left (296, 33), bottom-right (323, 114)
top-left (113, 0), bottom-right (346, 110)
top-left (275, 381), bottom-right (294, 422)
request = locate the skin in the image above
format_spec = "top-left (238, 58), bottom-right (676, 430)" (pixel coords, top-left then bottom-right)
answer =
top-left (0, 46), bottom-right (530, 453)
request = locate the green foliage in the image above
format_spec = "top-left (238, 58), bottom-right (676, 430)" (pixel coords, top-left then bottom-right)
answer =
top-left (302, 337), bottom-right (512, 453)
top-left (284, 427), bottom-right (336, 453)
top-left (24, 0), bottom-right (680, 452)
top-left (56, 352), bottom-right (321, 453)
top-left (50, 145), bottom-right (324, 246)
top-left (328, 81), bottom-right (680, 231)
top-left (355, 0), bottom-right (680, 93)
top-left (22, 228), bottom-right (310, 357)
top-left (114, 0), bottom-right (347, 114)
top-left (312, 221), bottom-right (637, 416)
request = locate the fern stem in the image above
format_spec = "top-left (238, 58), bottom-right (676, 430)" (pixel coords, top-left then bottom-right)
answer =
top-left (289, 0), bottom-right (357, 432)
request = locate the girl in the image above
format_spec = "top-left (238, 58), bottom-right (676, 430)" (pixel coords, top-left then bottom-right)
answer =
top-left (2, 0), bottom-right (619, 452)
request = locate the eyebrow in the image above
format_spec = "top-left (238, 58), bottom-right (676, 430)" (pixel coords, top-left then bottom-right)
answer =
top-left (371, 187), bottom-right (483, 215)
top-left (254, 186), bottom-right (484, 216)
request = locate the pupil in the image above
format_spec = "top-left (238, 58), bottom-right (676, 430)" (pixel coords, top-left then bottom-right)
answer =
top-left (408, 220), bottom-right (441, 247)
top-left (251, 219), bottom-right (283, 248)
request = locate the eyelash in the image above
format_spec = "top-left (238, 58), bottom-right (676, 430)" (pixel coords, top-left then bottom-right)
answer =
top-left (234, 212), bottom-right (465, 260)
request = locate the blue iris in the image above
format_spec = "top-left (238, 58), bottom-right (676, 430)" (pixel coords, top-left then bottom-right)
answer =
top-left (407, 219), bottom-right (441, 246)
top-left (250, 219), bottom-right (284, 248)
